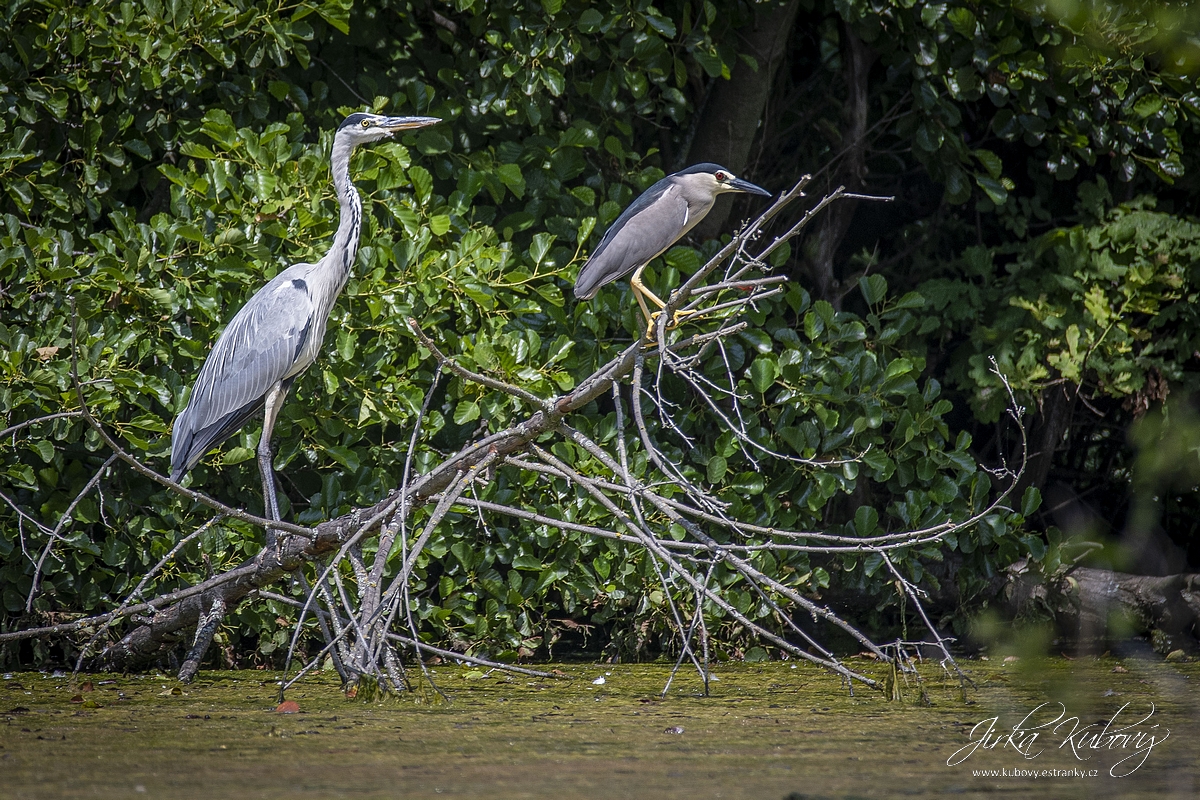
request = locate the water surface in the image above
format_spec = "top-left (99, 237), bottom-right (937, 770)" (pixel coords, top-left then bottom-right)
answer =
top-left (2, 654), bottom-right (1196, 798)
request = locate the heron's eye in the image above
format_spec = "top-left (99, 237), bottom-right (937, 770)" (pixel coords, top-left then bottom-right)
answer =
top-left (361, 119), bottom-right (371, 128)
top-left (715, 172), bottom-right (727, 181)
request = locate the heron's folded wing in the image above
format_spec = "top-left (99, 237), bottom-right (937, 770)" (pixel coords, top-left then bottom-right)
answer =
top-left (171, 271), bottom-right (316, 475)
top-left (574, 182), bottom-right (687, 299)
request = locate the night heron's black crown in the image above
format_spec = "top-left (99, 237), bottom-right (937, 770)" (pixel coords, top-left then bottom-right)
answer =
top-left (676, 162), bottom-right (730, 176)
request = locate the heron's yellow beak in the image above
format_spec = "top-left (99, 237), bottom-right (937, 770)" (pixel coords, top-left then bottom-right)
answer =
top-left (379, 116), bottom-right (441, 134)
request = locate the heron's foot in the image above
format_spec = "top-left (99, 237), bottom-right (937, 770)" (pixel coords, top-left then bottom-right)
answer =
top-left (642, 308), bottom-right (696, 340)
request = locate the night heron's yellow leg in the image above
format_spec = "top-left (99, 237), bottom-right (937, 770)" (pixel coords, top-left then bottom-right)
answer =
top-left (631, 264), bottom-right (663, 339)
top-left (631, 264), bottom-right (696, 338)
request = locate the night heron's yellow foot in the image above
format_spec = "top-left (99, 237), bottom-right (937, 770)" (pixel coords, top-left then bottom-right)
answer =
top-left (642, 308), bottom-right (697, 340)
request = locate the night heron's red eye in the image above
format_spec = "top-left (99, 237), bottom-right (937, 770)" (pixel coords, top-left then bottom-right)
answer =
top-left (715, 172), bottom-right (727, 181)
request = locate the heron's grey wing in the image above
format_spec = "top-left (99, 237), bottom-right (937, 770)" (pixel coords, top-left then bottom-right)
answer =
top-left (574, 181), bottom-right (689, 300)
top-left (170, 270), bottom-right (316, 478)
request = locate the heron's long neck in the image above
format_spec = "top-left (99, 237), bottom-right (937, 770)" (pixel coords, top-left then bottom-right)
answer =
top-left (326, 137), bottom-right (362, 292)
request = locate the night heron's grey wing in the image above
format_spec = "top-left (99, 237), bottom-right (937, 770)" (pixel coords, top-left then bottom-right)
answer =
top-left (170, 269), bottom-right (316, 479)
top-left (573, 180), bottom-right (690, 300)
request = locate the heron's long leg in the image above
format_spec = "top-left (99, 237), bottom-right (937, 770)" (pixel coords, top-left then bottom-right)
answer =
top-left (259, 380), bottom-right (290, 548)
top-left (630, 264), bottom-right (666, 310)
top-left (631, 263), bottom-right (664, 339)
top-left (631, 263), bottom-right (694, 339)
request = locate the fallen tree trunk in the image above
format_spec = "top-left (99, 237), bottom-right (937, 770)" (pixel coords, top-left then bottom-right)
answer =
top-left (1007, 562), bottom-right (1200, 651)
top-left (905, 555), bottom-right (1200, 654)
top-left (94, 492), bottom-right (399, 671)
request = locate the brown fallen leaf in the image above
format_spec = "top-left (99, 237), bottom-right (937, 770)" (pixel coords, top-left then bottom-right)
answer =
top-left (80, 681), bottom-right (94, 692)
top-left (70, 695), bottom-right (84, 704)
top-left (35, 346), bottom-right (59, 360)
top-left (276, 700), bottom-right (300, 714)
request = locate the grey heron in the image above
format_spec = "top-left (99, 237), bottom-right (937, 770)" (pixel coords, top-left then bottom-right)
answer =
top-left (170, 112), bottom-right (440, 538)
top-left (573, 163), bottom-right (771, 334)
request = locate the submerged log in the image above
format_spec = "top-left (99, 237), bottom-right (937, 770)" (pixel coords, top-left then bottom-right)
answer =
top-left (1005, 561), bottom-right (1200, 651)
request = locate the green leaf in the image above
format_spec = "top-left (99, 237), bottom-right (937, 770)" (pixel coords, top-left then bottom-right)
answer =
top-left (124, 140), bottom-right (153, 160)
top-left (974, 149), bottom-right (1003, 179)
top-left (546, 334), bottom-right (573, 365)
top-left (496, 163), bottom-right (525, 198)
top-left (514, 554), bottom-right (543, 571)
top-left (944, 166), bottom-right (971, 204)
top-left (454, 400), bottom-right (480, 425)
top-left (541, 67), bottom-right (566, 97)
top-left (317, 1), bottom-right (350, 34)
top-left (859, 274), bottom-right (887, 305)
top-left (920, 3), bottom-right (946, 27)
top-left (325, 446), bottom-right (361, 472)
top-left (804, 309), bottom-right (824, 340)
top-left (707, 455), bottom-right (727, 483)
top-left (223, 446), bottom-right (254, 465)
top-left (854, 506), bottom-right (879, 536)
top-left (592, 556), bottom-right (611, 580)
top-left (175, 224), bottom-right (204, 243)
top-left (357, 395), bottom-right (377, 425)
top-left (976, 175), bottom-right (1008, 205)
top-left (1132, 94), bottom-right (1164, 119)
top-left (577, 217), bottom-right (596, 244)
top-left (1021, 534), bottom-right (1047, 561)
top-left (529, 232), bottom-right (555, 266)
top-left (28, 440), bottom-right (55, 463)
top-left (644, 14), bottom-right (676, 38)
top-left (180, 142), bottom-right (216, 159)
top-left (768, 241), bottom-right (791, 268)
top-left (730, 472), bottom-right (764, 495)
top-left (578, 8), bottom-right (603, 32)
top-left (337, 329), bottom-right (356, 362)
top-left (749, 356), bottom-right (777, 393)
top-left (884, 358), bottom-right (914, 380)
top-left (408, 165), bottom-right (433, 205)
top-left (946, 7), bottom-right (976, 36)
top-left (1021, 487), bottom-right (1042, 517)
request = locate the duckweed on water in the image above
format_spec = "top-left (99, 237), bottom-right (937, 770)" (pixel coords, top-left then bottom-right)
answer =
top-left (1, 656), bottom-right (1197, 799)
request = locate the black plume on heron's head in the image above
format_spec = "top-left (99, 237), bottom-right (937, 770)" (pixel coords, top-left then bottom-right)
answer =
top-left (338, 112), bottom-right (374, 131)
top-left (675, 162), bottom-right (729, 177)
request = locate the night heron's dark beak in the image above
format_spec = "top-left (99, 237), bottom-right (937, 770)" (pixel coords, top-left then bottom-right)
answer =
top-left (728, 177), bottom-right (772, 197)
top-left (381, 116), bottom-right (442, 134)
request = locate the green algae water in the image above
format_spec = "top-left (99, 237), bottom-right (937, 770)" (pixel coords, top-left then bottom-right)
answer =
top-left (2, 656), bottom-right (1197, 799)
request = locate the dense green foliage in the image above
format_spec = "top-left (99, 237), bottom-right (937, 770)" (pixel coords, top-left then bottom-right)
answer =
top-left (924, 194), bottom-right (1200, 421)
top-left (2, 0), bottom-right (1198, 666)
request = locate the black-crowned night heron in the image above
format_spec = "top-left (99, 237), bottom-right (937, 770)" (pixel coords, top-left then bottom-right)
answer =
top-left (573, 163), bottom-right (771, 334)
top-left (171, 112), bottom-right (440, 540)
